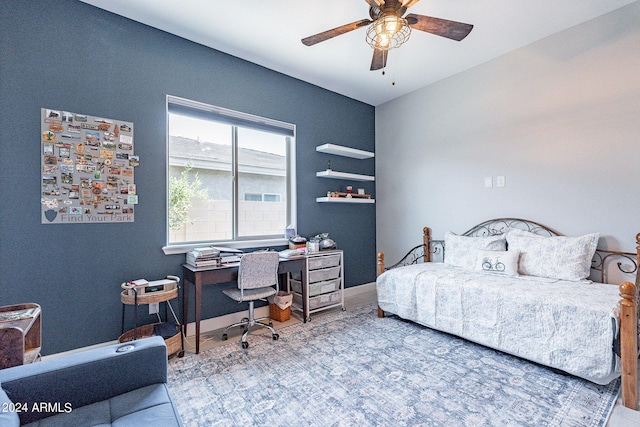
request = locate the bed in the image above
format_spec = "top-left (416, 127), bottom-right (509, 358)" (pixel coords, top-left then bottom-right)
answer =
top-left (376, 218), bottom-right (639, 410)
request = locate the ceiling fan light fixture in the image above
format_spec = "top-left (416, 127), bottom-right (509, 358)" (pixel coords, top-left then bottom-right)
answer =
top-left (366, 14), bottom-right (411, 51)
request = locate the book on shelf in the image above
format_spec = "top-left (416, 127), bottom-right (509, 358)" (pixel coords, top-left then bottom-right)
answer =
top-left (0, 307), bottom-right (37, 323)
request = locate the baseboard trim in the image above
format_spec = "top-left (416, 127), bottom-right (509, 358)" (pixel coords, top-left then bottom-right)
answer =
top-left (185, 306), bottom-right (270, 336)
top-left (346, 281), bottom-right (376, 296)
top-left (186, 282), bottom-right (377, 336)
top-left (43, 282), bottom-right (377, 359)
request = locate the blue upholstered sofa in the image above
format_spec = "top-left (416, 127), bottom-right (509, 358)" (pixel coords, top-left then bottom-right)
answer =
top-left (0, 336), bottom-right (182, 426)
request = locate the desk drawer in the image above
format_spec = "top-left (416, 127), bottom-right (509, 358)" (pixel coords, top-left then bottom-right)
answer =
top-left (307, 254), bottom-right (341, 271)
top-left (290, 278), bottom-right (341, 297)
top-left (292, 266), bottom-right (340, 283)
top-left (294, 291), bottom-right (341, 310)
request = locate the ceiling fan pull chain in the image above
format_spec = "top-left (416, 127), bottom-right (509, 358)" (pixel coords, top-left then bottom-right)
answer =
top-left (391, 53), bottom-right (396, 85)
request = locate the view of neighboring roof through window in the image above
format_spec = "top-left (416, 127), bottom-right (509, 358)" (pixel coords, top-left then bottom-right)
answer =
top-left (166, 96), bottom-right (295, 247)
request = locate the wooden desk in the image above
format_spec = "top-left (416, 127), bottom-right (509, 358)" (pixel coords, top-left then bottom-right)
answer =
top-left (182, 257), bottom-right (307, 354)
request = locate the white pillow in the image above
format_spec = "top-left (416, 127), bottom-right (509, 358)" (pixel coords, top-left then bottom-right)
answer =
top-left (444, 232), bottom-right (506, 271)
top-left (476, 250), bottom-right (520, 276)
top-left (505, 228), bottom-right (599, 281)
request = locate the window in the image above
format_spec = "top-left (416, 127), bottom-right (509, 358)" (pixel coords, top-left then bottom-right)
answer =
top-left (244, 193), bottom-right (263, 202)
top-left (243, 193), bottom-right (281, 202)
top-left (263, 194), bottom-right (281, 202)
top-left (166, 95), bottom-right (295, 247)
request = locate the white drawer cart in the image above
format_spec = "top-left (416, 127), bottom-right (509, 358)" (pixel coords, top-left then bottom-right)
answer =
top-left (290, 250), bottom-right (345, 322)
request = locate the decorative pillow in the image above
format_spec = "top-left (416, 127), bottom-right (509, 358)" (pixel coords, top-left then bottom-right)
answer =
top-left (444, 232), bottom-right (507, 270)
top-left (505, 228), bottom-right (599, 281)
top-left (0, 386), bottom-right (20, 427)
top-left (476, 250), bottom-right (520, 276)
top-left (505, 228), bottom-right (541, 239)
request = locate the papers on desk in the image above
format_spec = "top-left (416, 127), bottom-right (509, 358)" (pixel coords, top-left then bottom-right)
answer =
top-left (279, 249), bottom-right (306, 259)
top-left (211, 246), bottom-right (243, 254)
top-left (186, 246), bottom-right (246, 268)
top-left (192, 247), bottom-right (220, 257)
top-left (220, 254), bottom-right (242, 264)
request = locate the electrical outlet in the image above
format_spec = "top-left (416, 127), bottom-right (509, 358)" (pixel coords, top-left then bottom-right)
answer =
top-left (149, 302), bottom-right (159, 315)
top-left (496, 176), bottom-right (506, 187)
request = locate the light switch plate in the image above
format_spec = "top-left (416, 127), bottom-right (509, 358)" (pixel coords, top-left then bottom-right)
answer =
top-left (484, 177), bottom-right (493, 188)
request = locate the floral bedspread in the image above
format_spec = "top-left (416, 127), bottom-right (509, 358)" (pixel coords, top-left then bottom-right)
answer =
top-left (376, 262), bottom-right (620, 384)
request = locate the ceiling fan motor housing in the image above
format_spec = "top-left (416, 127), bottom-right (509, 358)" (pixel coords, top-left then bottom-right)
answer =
top-left (366, 1), bottom-right (411, 51)
top-left (302, 0), bottom-right (474, 71)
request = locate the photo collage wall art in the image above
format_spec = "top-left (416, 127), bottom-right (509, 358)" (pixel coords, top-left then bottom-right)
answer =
top-left (41, 108), bottom-right (138, 224)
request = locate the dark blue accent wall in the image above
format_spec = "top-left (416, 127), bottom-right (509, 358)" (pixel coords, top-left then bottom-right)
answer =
top-left (0, 0), bottom-right (376, 354)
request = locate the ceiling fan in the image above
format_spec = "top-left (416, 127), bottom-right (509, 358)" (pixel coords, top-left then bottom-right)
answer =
top-left (301, 0), bottom-right (473, 71)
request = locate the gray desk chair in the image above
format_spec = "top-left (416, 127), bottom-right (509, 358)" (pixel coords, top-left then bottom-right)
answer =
top-left (221, 251), bottom-right (280, 349)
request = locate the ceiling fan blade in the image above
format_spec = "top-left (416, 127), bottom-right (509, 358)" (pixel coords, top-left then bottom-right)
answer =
top-left (370, 48), bottom-right (387, 71)
top-left (406, 14), bottom-right (473, 41)
top-left (401, 0), bottom-right (421, 8)
top-left (302, 19), bottom-right (372, 46)
top-left (364, 0), bottom-right (420, 8)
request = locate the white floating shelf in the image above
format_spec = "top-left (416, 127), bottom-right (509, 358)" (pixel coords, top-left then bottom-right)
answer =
top-left (316, 197), bottom-right (375, 204)
top-left (316, 144), bottom-right (374, 160)
top-left (316, 170), bottom-right (374, 182)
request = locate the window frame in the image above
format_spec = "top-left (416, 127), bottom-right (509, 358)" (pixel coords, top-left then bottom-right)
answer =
top-left (162, 95), bottom-right (296, 255)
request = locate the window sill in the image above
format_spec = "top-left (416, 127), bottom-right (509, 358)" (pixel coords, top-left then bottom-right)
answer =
top-left (162, 238), bottom-right (289, 255)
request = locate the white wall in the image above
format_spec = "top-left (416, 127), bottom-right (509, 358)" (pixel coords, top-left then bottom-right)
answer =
top-left (376, 2), bottom-right (640, 263)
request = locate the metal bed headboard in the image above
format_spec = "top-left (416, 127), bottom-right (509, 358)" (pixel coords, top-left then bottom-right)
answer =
top-left (385, 218), bottom-right (638, 284)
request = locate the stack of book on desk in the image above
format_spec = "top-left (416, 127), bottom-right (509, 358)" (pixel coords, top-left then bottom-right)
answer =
top-left (219, 254), bottom-right (242, 264)
top-left (186, 247), bottom-right (221, 268)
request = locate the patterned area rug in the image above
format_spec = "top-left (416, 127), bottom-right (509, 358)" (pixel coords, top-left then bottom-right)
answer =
top-left (167, 304), bottom-right (619, 426)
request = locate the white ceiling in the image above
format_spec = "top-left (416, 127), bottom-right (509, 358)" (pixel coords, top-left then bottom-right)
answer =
top-left (80, 0), bottom-right (636, 106)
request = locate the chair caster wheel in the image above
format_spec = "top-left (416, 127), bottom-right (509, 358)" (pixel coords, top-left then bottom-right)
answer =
top-left (178, 350), bottom-right (185, 358)
top-left (242, 341), bottom-right (249, 349)
top-left (269, 321), bottom-right (273, 327)
top-left (272, 333), bottom-right (279, 341)
top-left (222, 333), bottom-right (228, 341)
